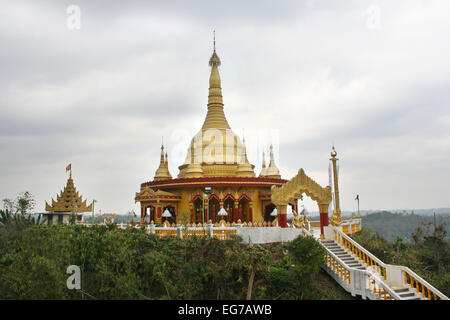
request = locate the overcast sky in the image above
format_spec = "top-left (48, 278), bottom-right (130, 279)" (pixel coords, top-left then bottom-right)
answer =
top-left (1, 0), bottom-right (449, 215)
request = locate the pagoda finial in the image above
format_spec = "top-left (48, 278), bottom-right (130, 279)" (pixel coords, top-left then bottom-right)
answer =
top-left (164, 144), bottom-right (169, 167)
top-left (266, 144), bottom-right (281, 179)
top-left (331, 145), bottom-right (337, 158)
top-left (66, 163), bottom-right (72, 179)
top-left (203, 41), bottom-right (229, 130)
top-left (208, 32), bottom-right (221, 67)
top-left (160, 144), bottom-right (165, 164)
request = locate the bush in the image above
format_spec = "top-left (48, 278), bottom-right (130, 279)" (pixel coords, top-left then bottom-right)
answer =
top-left (0, 225), bottom-right (334, 300)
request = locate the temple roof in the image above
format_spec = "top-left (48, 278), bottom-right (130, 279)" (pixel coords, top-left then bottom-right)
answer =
top-left (45, 172), bottom-right (93, 213)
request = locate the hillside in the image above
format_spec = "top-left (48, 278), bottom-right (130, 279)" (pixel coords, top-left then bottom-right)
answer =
top-left (361, 211), bottom-right (450, 242)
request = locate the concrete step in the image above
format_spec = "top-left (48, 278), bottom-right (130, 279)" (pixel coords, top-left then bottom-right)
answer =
top-left (336, 253), bottom-right (351, 257)
top-left (347, 262), bottom-right (363, 267)
top-left (401, 296), bottom-right (421, 300)
top-left (398, 292), bottom-right (416, 298)
top-left (394, 288), bottom-right (410, 293)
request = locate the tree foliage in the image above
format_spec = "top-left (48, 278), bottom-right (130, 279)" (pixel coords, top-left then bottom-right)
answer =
top-left (352, 222), bottom-right (449, 296)
top-left (0, 223), bottom-right (349, 300)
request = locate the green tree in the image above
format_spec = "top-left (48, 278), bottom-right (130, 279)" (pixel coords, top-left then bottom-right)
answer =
top-left (3, 191), bottom-right (35, 214)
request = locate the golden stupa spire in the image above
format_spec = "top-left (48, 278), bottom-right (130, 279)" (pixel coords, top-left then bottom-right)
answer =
top-left (266, 144), bottom-right (281, 178)
top-left (236, 136), bottom-right (255, 177)
top-left (154, 144), bottom-right (172, 180)
top-left (259, 152), bottom-right (267, 177)
top-left (201, 32), bottom-right (231, 130)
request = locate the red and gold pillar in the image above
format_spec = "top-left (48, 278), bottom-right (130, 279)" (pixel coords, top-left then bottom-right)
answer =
top-left (204, 199), bottom-right (208, 223)
top-left (140, 205), bottom-right (145, 224)
top-left (234, 203), bottom-right (239, 223)
top-left (219, 200), bottom-right (224, 223)
top-left (249, 202), bottom-right (253, 222)
top-left (319, 203), bottom-right (329, 236)
top-left (157, 207), bottom-right (162, 223)
top-left (277, 204), bottom-right (287, 228)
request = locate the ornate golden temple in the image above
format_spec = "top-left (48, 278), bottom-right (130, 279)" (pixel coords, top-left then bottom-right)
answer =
top-left (135, 40), bottom-right (352, 236)
top-left (135, 45), bottom-right (328, 228)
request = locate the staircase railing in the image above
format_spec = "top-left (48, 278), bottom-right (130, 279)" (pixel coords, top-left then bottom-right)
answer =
top-left (329, 226), bottom-right (448, 300)
top-left (315, 231), bottom-right (402, 299)
top-left (366, 269), bottom-right (402, 300)
top-left (332, 227), bottom-right (387, 280)
top-left (400, 266), bottom-right (447, 300)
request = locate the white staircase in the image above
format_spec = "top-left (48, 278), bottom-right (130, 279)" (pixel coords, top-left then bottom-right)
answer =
top-left (304, 226), bottom-right (448, 300)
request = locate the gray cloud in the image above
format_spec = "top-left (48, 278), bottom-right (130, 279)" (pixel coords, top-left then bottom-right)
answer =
top-left (1, 0), bottom-right (449, 215)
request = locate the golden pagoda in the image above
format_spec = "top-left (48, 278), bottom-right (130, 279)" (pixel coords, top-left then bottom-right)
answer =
top-left (135, 45), bottom-right (292, 225)
top-left (44, 168), bottom-right (93, 225)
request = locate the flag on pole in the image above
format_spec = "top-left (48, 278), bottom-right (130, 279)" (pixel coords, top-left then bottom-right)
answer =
top-left (66, 164), bottom-right (71, 172)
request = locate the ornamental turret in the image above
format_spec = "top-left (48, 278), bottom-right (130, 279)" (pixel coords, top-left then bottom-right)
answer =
top-left (154, 144), bottom-right (172, 181)
top-left (265, 145), bottom-right (281, 179)
top-left (45, 171), bottom-right (93, 213)
top-left (259, 152), bottom-right (268, 177)
top-left (236, 138), bottom-right (256, 177)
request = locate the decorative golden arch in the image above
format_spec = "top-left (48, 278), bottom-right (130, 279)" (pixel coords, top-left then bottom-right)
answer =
top-left (190, 194), bottom-right (203, 203)
top-left (208, 194), bottom-right (220, 201)
top-left (222, 193), bottom-right (236, 201)
top-left (271, 168), bottom-right (333, 229)
top-left (238, 193), bottom-right (252, 202)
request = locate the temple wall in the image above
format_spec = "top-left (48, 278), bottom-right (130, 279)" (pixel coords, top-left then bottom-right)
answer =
top-left (237, 227), bottom-right (303, 244)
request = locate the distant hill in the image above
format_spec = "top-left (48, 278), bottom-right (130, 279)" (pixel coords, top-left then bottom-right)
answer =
top-left (361, 211), bottom-right (450, 242)
top-left (307, 208), bottom-right (450, 217)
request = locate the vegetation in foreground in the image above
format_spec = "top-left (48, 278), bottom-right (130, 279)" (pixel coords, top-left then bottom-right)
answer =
top-left (0, 192), bottom-right (447, 299)
top-left (0, 219), bottom-right (355, 300)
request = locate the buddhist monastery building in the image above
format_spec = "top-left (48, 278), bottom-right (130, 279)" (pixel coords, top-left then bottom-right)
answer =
top-left (135, 46), bottom-right (313, 227)
top-left (44, 168), bottom-right (93, 225)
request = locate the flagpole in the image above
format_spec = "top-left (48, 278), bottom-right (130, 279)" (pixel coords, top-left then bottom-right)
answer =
top-left (355, 195), bottom-right (360, 216)
top-left (357, 197), bottom-right (360, 216)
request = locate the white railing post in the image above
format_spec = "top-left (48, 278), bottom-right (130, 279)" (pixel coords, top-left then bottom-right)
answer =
top-left (207, 223), bottom-right (213, 238)
top-left (177, 225), bottom-right (183, 239)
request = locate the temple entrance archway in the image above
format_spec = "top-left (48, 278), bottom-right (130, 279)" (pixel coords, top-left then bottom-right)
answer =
top-left (193, 198), bottom-right (203, 223)
top-left (144, 205), bottom-right (156, 223)
top-left (271, 168), bottom-right (332, 233)
top-left (209, 196), bottom-right (220, 222)
top-left (223, 197), bottom-right (234, 223)
top-left (264, 203), bottom-right (276, 223)
top-left (238, 198), bottom-right (250, 222)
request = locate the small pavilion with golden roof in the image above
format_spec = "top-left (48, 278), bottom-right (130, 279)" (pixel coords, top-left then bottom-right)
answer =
top-left (135, 45), bottom-right (302, 226)
top-left (44, 168), bottom-right (93, 225)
